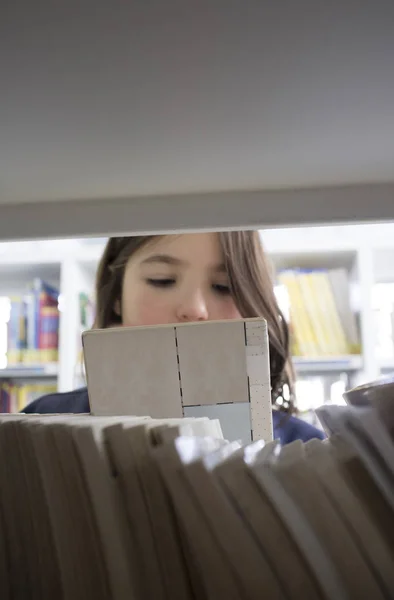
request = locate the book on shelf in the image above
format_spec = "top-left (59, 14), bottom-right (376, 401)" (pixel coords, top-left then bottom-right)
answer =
top-left (0, 382), bottom-right (57, 413)
top-left (277, 267), bottom-right (361, 359)
top-left (79, 292), bottom-right (95, 331)
top-left (2, 382), bottom-right (394, 598)
top-left (6, 279), bottom-right (60, 366)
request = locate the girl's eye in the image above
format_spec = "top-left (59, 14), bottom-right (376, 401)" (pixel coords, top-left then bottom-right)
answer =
top-left (146, 278), bottom-right (175, 288)
top-left (212, 283), bottom-right (231, 295)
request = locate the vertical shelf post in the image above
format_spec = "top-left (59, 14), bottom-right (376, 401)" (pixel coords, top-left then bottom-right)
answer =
top-left (58, 258), bottom-right (81, 392)
top-left (353, 246), bottom-right (379, 386)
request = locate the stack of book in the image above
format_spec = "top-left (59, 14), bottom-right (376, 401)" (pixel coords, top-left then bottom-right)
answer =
top-left (7, 278), bottom-right (60, 366)
top-left (278, 268), bottom-right (361, 357)
top-left (2, 397), bottom-right (394, 598)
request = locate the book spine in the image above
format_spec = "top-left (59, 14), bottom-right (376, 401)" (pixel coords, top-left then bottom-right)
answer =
top-left (314, 271), bottom-right (349, 355)
top-left (38, 292), bottom-right (46, 351)
top-left (305, 272), bottom-right (334, 355)
top-left (34, 279), bottom-right (42, 364)
top-left (1, 383), bottom-right (11, 413)
top-left (19, 279), bottom-right (60, 365)
top-left (328, 269), bottom-right (361, 354)
top-left (39, 305), bottom-right (60, 363)
top-left (7, 297), bottom-right (23, 364)
top-left (278, 270), bottom-right (317, 357)
top-left (295, 272), bottom-right (319, 356)
top-left (24, 291), bottom-right (36, 364)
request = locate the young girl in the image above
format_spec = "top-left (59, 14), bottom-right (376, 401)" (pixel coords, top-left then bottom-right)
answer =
top-left (23, 231), bottom-right (324, 444)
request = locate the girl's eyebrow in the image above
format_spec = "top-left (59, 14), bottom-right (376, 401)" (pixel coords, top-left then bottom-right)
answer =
top-left (215, 263), bottom-right (227, 273)
top-left (140, 254), bottom-right (186, 266)
top-left (141, 254), bottom-right (226, 272)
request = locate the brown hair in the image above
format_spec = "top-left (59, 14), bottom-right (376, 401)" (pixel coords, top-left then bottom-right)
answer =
top-left (94, 231), bottom-right (295, 413)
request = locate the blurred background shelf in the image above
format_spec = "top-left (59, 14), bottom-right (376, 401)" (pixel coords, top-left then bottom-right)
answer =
top-left (380, 357), bottom-right (394, 372)
top-left (0, 364), bottom-right (58, 379)
top-left (293, 355), bottom-right (363, 373)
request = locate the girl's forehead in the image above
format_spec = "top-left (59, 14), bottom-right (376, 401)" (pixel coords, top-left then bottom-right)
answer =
top-left (137, 233), bottom-right (222, 259)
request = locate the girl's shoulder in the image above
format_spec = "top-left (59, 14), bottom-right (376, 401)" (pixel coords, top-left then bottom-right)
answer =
top-left (22, 387), bottom-right (90, 414)
top-left (272, 410), bottom-right (326, 445)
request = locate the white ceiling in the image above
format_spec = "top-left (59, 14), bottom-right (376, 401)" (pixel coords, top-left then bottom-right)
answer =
top-left (1, 0), bottom-right (394, 207)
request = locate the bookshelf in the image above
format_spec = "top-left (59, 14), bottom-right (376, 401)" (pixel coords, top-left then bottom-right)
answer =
top-left (0, 224), bottom-right (394, 411)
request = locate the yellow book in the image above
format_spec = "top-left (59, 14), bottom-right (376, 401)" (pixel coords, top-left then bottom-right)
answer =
top-left (6, 350), bottom-right (21, 365)
top-left (21, 349), bottom-right (41, 365)
top-left (278, 271), bottom-right (319, 357)
top-left (328, 269), bottom-right (361, 354)
top-left (17, 385), bottom-right (28, 412)
top-left (304, 272), bottom-right (339, 355)
top-left (297, 272), bottom-right (331, 355)
top-left (307, 272), bottom-right (336, 354)
top-left (38, 349), bottom-right (59, 363)
top-left (311, 271), bottom-right (349, 355)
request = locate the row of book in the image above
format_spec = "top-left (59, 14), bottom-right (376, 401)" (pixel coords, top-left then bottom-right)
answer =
top-left (0, 382), bottom-right (57, 413)
top-left (278, 268), bottom-right (361, 357)
top-left (2, 395), bottom-right (394, 598)
top-left (7, 278), bottom-right (60, 365)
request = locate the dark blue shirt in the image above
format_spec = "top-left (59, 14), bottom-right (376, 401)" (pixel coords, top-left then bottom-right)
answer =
top-left (22, 387), bottom-right (325, 446)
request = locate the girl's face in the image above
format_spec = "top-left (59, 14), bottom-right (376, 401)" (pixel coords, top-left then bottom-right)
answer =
top-left (120, 233), bottom-right (242, 326)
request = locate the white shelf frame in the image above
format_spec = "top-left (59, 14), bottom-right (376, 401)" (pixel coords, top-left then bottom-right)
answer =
top-left (0, 364), bottom-right (58, 379)
top-left (1, 183), bottom-right (394, 242)
top-left (293, 356), bottom-right (363, 374)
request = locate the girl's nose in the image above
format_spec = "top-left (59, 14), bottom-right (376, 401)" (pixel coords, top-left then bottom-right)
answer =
top-left (176, 291), bottom-right (209, 323)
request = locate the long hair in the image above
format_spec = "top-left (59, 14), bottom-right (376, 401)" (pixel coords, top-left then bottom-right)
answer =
top-left (94, 231), bottom-right (295, 412)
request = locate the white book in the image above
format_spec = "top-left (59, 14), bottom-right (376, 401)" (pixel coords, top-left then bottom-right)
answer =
top-left (83, 318), bottom-right (273, 444)
top-left (328, 268), bottom-right (360, 350)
